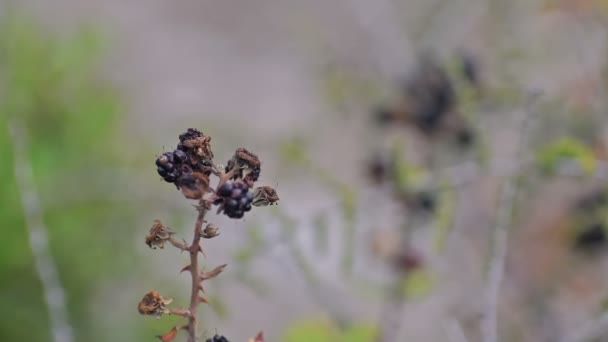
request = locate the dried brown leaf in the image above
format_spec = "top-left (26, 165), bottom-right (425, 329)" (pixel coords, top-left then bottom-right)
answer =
top-left (157, 326), bottom-right (179, 342)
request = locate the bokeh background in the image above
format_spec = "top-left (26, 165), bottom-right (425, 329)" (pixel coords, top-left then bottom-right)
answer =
top-left (2, 0), bottom-right (608, 341)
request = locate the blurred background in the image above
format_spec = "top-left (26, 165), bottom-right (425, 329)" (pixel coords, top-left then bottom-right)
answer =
top-left (2, 0), bottom-right (608, 341)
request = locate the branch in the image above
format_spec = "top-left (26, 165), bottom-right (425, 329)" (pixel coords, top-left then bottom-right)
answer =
top-left (185, 204), bottom-right (207, 342)
top-left (8, 119), bottom-right (75, 342)
top-left (482, 106), bottom-right (536, 342)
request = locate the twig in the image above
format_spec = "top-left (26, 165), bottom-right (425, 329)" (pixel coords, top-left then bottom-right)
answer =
top-left (186, 206), bottom-right (207, 342)
top-left (8, 118), bottom-right (75, 342)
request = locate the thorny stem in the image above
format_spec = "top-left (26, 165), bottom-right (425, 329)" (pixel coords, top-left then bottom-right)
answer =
top-left (186, 204), bottom-right (207, 342)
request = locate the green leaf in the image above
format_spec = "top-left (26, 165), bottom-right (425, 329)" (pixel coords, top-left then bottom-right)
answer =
top-left (433, 180), bottom-right (456, 252)
top-left (341, 323), bottom-right (378, 342)
top-left (279, 137), bottom-right (310, 166)
top-left (402, 269), bottom-right (434, 299)
top-left (536, 137), bottom-right (596, 175)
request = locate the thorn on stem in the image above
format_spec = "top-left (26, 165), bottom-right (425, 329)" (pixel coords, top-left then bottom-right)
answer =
top-left (201, 264), bottom-right (227, 281)
top-left (180, 264), bottom-right (192, 274)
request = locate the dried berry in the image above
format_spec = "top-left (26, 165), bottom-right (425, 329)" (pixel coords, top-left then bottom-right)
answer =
top-left (145, 220), bottom-right (175, 249)
top-left (252, 186), bottom-right (279, 207)
top-left (179, 128), bottom-right (204, 142)
top-left (137, 290), bottom-right (173, 317)
top-left (225, 148), bottom-right (261, 187)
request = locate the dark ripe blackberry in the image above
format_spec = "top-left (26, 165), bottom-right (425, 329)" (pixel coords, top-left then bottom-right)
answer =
top-left (177, 142), bottom-right (186, 151)
top-left (456, 128), bottom-right (475, 147)
top-left (157, 166), bottom-right (168, 178)
top-left (205, 335), bottom-right (230, 342)
top-left (228, 210), bottom-right (244, 219)
top-left (161, 162), bottom-right (175, 172)
top-left (217, 182), bottom-right (234, 197)
top-left (416, 192), bottom-right (436, 212)
top-left (174, 149), bottom-right (187, 163)
top-left (366, 156), bottom-right (390, 184)
top-left (575, 223), bottom-right (606, 252)
top-left (225, 198), bottom-right (238, 210)
top-left (406, 58), bottom-right (455, 134)
top-left (231, 188), bottom-right (242, 198)
top-left (179, 128), bottom-right (203, 142)
top-left (164, 173), bottom-right (177, 183)
top-left (216, 180), bottom-right (254, 218)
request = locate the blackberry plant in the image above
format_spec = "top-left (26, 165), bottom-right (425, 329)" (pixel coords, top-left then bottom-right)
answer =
top-left (139, 128), bottom-right (277, 342)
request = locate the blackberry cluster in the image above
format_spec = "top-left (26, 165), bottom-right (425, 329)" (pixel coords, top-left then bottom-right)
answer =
top-left (206, 334), bottom-right (229, 342)
top-left (155, 128), bottom-right (212, 187)
top-left (156, 149), bottom-right (190, 184)
top-left (404, 58), bottom-right (455, 134)
top-left (215, 181), bottom-right (254, 219)
top-left (575, 223), bottom-right (606, 251)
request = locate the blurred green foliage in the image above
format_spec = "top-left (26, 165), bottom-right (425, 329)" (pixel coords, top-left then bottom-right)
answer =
top-left (536, 137), bottom-right (596, 176)
top-left (0, 14), bottom-right (137, 342)
top-left (282, 317), bottom-right (377, 342)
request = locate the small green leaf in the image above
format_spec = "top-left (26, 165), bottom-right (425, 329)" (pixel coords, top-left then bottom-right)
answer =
top-left (433, 179), bottom-right (456, 252)
top-left (402, 269), bottom-right (434, 299)
top-left (536, 137), bottom-right (596, 175)
top-left (279, 137), bottom-right (310, 166)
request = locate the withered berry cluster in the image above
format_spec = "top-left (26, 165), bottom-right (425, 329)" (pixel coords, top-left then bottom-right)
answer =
top-left (154, 128), bottom-right (278, 218)
top-left (366, 156), bottom-right (436, 214)
top-left (139, 128), bottom-right (276, 342)
top-left (374, 54), bottom-right (478, 146)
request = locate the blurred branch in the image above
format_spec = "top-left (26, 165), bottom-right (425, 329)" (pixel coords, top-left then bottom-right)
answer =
top-left (375, 211), bottom-right (413, 342)
top-left (443, 319), bottom-right (470, 342)
top-left (482, 106), bottom-right (536, 342)
top-left (8, 118), bottom-right (75, 342)
top-left (561, 313), bottom-right (608, 342)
